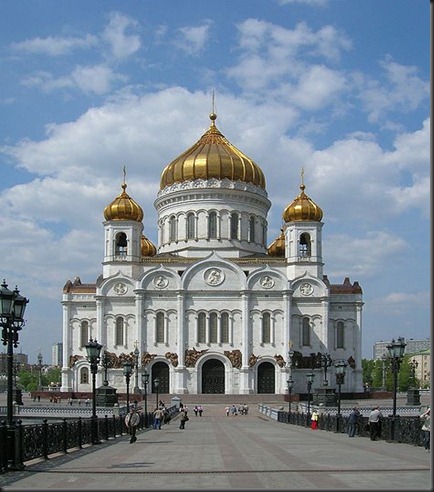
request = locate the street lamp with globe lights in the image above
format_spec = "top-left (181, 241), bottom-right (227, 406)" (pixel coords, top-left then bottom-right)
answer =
top-left (154, 377), bottom-right (160, 409)
top-left (37, 349), bottom-right (43, 390)
top-left (334, 360), bottom-right (347, 432)
top-left (287, 378), bottom-right (294, 415)
top-left (123, 361), bottom-right (133, 413)
top-left (0, 280), bottom-right (29, 470)
top-left (386, 337), bottom-right (407, 440)
top-left (141, 367), bottom-right (150, 427)
top-left (85, 338), bottom-right (103, 444)
top-left (0, 281), bottom-right (28, 427)
top-left (133, 343), bottom-right (140, 394)
top-left (306, 372), bottom-right (315, 426)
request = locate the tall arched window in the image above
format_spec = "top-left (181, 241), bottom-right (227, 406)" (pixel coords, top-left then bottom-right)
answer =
top-left (210, 313), bottom-right (218, 343)
top-left (80, 367), bottom-right (89, 384)
top-left (198, 313), bottom-right (206, 343)
top-left (208, 212), bottom-right (217, 239)
top-left (186, 213), bottom-right (195, 239)
top-left (249, 216), bottom-right (255, 243)
top-left (115, 318), bottom-right (124, 346)
top-left (262, 313), bottom-right (271, 344)
top-left (169, 215), bottom-right (177, 242)
top-left (115, 232), bottom-right (128, 256)
top-left (336, 321), bottom-right (345, 349)
top-left (80, 321), bottom-right (89, 348)
top-left (299, 233), bottom-right (311, 257)
top-left (230, 213), bottom-right (239, 239)
top-left (156, 312), bottom-right (164, 343)
top-left (221, 312), bottom-right (229, 343)
top-left (302, 317), bottom-right (310, 346)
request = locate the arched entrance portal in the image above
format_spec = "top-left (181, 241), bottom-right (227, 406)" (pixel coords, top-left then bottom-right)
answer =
top-left (202, 359), bottom-right (225, 394)
top-left (151, 361), bottom-right (169, 396)
top-left (257, 362), bottom-right (275, 393)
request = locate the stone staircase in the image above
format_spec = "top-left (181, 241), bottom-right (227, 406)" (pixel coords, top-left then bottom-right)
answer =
top-left (154, 393), bottom-right (286, 406)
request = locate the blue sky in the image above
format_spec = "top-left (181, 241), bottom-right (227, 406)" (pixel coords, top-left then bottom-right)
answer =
top-left (0, 0), bottom-right (430, 364)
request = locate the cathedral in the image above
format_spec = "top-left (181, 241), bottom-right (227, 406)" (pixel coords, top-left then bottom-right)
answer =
top-left (60, 112), bottom-right (364, 396)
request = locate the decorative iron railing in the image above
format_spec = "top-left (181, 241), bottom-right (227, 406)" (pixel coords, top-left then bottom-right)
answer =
top-left (258, 404), bottom-right (424, 447)
top-left (0, 405), bottom-right (177, 474)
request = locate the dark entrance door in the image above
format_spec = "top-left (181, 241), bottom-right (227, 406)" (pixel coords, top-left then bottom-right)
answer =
top-left (151, 361), bottom-right (169, 395)
top-left (202, 359), bottom-right (225, 394)
top-left (257, 362), bottom-right (275, 393)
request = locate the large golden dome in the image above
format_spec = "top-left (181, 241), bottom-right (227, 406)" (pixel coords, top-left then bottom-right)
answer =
top-left (283, 183), bottom-right (323, 223)
top-left (103, 183), bottom-right (144, 222)
top-left (160, 113), bottom-right (266, 190)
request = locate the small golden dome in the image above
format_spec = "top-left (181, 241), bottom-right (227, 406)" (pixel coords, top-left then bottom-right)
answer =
top-left (160, 113), bottom-right (266, 190)
top-left (141, 234), bottom-right (157, 257)
top-left (283, 183), bottom-right (323, 222)
top-left (267, 229), bottom-right (285, 257)
top-left (103, 183), bottom-right (144, 222)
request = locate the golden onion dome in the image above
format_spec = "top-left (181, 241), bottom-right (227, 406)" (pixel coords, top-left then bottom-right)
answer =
top-left (267, 229), bottom-right (285, 257)
top-left (103, 183), bottom-right (144, 222)
top-left (283, 183), bottom-right (323, 223)
top-left (141, 234), bottom-right (157, 257)
top-left (160, 113), bottom-right (266, 190)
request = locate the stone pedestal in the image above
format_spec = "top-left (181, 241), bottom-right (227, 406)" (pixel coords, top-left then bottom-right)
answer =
top-left (313, 387), bottom-right (337, 407)
top-left (96, 385), bottom-right (118, 407)
top-left (406, 388), bottom-right (421, 406)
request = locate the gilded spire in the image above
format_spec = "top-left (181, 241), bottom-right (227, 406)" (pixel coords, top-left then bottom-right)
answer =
top-left (282, 172), bottom-right (323, 223)
top-left (103, 170), bottom-right (144, 222)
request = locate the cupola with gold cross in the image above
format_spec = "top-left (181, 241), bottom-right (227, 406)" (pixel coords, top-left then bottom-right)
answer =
top-left (102, 169), bottom-right (148, 276)
top-left (282, 169), bottom-right (324, 279)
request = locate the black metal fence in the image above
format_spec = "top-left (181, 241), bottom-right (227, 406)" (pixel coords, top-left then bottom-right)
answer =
top-left (0, 405), bottom-right (178, 474)
top-left (276, 410), bottom-right (425, 446)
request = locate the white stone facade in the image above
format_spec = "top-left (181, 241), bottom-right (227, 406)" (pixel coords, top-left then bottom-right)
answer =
top-left (60, 115), bottom-right (364, 397)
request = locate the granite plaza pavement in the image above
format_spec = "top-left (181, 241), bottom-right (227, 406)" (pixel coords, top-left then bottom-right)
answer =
top-left (0, 398), bottom-right (431, 490)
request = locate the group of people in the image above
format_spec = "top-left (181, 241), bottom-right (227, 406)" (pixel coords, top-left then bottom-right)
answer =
top-left (225, 404), bottom-right (249, 416)
top-left (309, 403), bottom-right (430, 452)
top-left (193, 405), bottom-right (204, 417)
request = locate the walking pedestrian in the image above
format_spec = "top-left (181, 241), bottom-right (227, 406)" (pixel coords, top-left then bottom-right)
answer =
top-left (193, 406), bottom-right (198, 417)
top-left (225, 406), bottom-right (230, 416)
top-left (420, 406), bottom-right (430, 452)
top-left (125, 406), bottom-right (140, 443)
top-left (368, 406), bottom-right (383, 441)
top-left (348, 407), bottom-right (360, 437)
top-left (153, 406), bottom-right (164, 429)
top-left (198, 405), bottom-right (203, 417)
top-left (179, 410), bottom-right (189, 429)
top-left (311, 410), bottom-right (319, 430)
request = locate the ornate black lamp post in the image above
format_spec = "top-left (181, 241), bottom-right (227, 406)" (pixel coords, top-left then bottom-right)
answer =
top-left (85, 339), bottom-right (102, 444)
top-left (123, 361), bottom-right (133, 412)
top-left (409, 359), bottom-right (418, 387)
top-left (380, 353), bottom-right (388, 391)
top-left (37, 349), bottom-right (43, 390)
top-left (154, 377), bottom-right (160, 408)
top-left (334, 360), bottom-right (347, 432)
top-left (141, 367), bottom-right (149, 427)
top-left (0, 280), bottom-right (28, 470)
top-left (386, 337), bottom-right (406, 440)
top-left (101, 350), bottom-right (110, 386)
top-left (317, 352), bottom-right (333, 386)
top-left (306, 372), bottom-right (315, 426)
top-left (133, 343), bottom-right (140, 394)
top-left (0, 281), bottom-right (28, 426)
top-left (287, 378), bottom-right (294, 415)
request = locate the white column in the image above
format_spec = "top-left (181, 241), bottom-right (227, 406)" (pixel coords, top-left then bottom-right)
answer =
top-left (239, 291), bottom-right (251, 394)
top-left (61, 300), bottom-right (72, 391)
